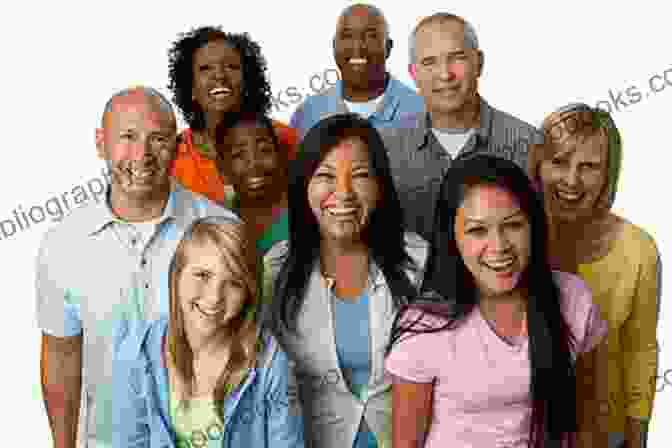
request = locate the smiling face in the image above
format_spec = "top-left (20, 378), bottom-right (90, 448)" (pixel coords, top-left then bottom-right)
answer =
top-left (191, 39), bottom-right (243, 116)
top-left (539, 132), bottom-right (608, 223)
top-left (96, 92), bottom-right (177, 201)
top-left (455, 184), bottom-right (531, 298)
top-left (177, 237), bottom-right (248, 341)
top-left (411, 19), bottom-right (480, 116)
top-left (307, 137), bottom-right (381, 244)
top-left (334, 6), bottom-right (388, 90)
top-left (216, 121), bottom-right (285, 204)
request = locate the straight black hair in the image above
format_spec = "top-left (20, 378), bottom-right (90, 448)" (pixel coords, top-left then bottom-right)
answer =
top-left (388, 153), bottom-right (577, 448)
top-left (266, 113), bottom-right (417, 335)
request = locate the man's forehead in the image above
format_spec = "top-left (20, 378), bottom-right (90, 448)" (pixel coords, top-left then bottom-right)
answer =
top-left (415, 20), bottom-right (467, 53)
top-left (338, 7), bottom-right (385, 29)
top-left (104, 95), bottom-right (174, 128)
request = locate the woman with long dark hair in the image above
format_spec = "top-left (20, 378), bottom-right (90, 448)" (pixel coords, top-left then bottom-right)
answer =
top-left (264, 113), bottom-right (429, 448)
top-left (385, 154), bottom-right (608, 448)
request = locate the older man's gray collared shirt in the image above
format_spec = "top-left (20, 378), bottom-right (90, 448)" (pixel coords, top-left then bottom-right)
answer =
top-left (379, 97), bottom-right (542, 241)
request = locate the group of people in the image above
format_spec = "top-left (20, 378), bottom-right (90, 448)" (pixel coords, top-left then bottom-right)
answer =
top-left (36, 4), bottom-right (661, 448)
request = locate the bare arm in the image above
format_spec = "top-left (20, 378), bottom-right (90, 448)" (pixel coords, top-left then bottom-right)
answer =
top-left (41, 332), bottom-right (82, 448)
top-left (392, 377), bottom-right (433, 448)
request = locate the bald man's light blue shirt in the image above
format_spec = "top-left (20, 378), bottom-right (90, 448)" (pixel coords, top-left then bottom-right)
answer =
top-left (289, 76), bottom-right (424, 140)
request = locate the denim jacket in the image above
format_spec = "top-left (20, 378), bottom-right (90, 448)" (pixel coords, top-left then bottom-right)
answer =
top-left (264, 232), bottom-right (428, 448)
top-left (109, 316), bottom-right (304, 448)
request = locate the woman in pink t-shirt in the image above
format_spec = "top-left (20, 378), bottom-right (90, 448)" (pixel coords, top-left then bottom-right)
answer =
top-left (385, 154), bottom-right (608, 448)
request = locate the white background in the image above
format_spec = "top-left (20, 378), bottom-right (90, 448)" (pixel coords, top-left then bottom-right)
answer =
top-left (1, 0), bottom-right (670, 445)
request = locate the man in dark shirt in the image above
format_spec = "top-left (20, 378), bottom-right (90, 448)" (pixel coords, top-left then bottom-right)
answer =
top-left (380, 13), bottom-right (542, 241)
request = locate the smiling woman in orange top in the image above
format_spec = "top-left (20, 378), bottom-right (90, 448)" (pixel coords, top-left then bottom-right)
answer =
top-left (167, 27), bottom-right (297, 205)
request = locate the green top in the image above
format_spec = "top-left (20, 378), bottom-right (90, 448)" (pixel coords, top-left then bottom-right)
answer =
top-left (170, 391), bottom-right (224, 448)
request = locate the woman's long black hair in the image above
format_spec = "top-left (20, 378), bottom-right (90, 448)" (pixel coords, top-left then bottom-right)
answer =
top-left (167, 26), bottom-right (272, 130)
top-left (388, 154), bottom-right (577, 448)
top-left (266, 113), bottom-right (418, 335)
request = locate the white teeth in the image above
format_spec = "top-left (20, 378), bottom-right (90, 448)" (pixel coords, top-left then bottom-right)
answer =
top-left (556, 190), bottom-right (582, 201)
top-left (328, 207), bottom-right (357, 215)
top-left (210, 87), bottom-right (232, 95)
top-left (483, 258), bottom-right (515, 269)
top-left (193, 302), bottom-right (225, 317)
top-left (130, 170), bottom-right (154, 178)
top-left (349, 58), bottom-right (367, 64)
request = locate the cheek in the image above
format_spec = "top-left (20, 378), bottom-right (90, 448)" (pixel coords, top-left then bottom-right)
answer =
top-left (356, 181), bottom-right (380, 206)
top-left (177, 278), bottom-right (198, 307)
top-left (460, 236), bottom-right (487, 259)
top-left (262, 153), bottom-right (280, 172)
top-left (308, 182), bottom-right (331, 211)
top-left (108, 142), bottom-right (133, 162)
top-left (449, 62), bottom-right (467, 81)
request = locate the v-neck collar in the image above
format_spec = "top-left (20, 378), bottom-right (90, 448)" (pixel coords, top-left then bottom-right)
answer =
top-left (475, 306), bottom-right (528, 353)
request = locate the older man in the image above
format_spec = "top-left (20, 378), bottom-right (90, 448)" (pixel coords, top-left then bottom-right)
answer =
top-left (36, 86), bottom-right (238, 448)
top-left (289, 3), bottom-right (424, 140)
top-left (380, 13), bottom-right (542, 241)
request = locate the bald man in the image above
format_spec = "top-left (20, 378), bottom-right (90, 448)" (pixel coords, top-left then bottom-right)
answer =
top-left (289, 3), bottom-right (424, 140)
top-left (36, 86), bottom-right (238, 448)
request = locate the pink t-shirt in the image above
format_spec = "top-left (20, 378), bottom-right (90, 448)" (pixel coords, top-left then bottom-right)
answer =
top-left (384, 271), bottom-right (608, 448)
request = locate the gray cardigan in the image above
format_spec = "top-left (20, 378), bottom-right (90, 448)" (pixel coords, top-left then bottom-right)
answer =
top-left (264, 232), bottom-right (429, 448)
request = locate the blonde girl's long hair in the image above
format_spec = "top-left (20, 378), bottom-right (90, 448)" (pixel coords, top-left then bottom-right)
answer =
top-left (165, 216), bottom-right (260, 420)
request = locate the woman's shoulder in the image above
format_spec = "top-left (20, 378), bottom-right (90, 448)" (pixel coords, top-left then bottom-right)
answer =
top-left (402, 231), bottom-right (430, 266)
top-left (113, 316), bottom-right (167, 362)
top-left (619, 218), bottom-right (660, 261)
top-left (255, 330), bottom-right (291, 379)
top-left (551, 270), bottom-right (600, 328)
top-left (263, 240), bottom-right (290, 277)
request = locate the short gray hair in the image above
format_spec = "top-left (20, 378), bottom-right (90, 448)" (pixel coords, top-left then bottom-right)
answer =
top-left (335, 3), bottom-right (390, 41)
top-left (102, 86), bottom-right (176, 125)
top-left (408, 13), bottom-right (479, 64)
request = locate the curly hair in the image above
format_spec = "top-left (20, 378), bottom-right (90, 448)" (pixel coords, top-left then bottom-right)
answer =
top-left (167, 26), bottom-right (272, 130)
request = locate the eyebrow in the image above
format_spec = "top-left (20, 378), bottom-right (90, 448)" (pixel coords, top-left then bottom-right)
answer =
top-left (318, 162), bottom-right (370, 170)
top-left (464, 210), bottom-right (524, 224)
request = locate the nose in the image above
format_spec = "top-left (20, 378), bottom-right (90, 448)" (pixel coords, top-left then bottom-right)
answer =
top-left (334, 168), bottom-right (354, 198)
top-left (563, 163), bottom-right (580, 187)
top-left (490, 228), bottom-right (512, 253)
top-left (351, 37), bottom-right (367, 54)
top-left (128, 137), bottom-right (155, 162)
top-left (213, 63), bottom-right (229, 81)
top-left (437, 59), bottom-right (457, 81)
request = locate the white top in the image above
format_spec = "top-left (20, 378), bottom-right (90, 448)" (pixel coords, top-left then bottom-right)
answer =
top-left (35, 183), bottom-right (239, 447)
top-left (431, 128), bottom-right (475, 159)
top-left (343, 94), bottom-right (384, 118)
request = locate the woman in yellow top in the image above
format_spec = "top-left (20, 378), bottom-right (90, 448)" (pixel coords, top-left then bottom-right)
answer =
top-left (167, 26), bottom-right (297, 205)
top-left (529, 103), bottom-right (661, 448)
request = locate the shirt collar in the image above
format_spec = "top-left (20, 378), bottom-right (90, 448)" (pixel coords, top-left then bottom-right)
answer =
top-left (87, 180), bottom-right (180, 236)
top-left (320, 256), bottom-right (386, 292)
top-left (335, 74), bottom-right (400, 122)
top-left (415, 95), bottom-right (493, 150)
